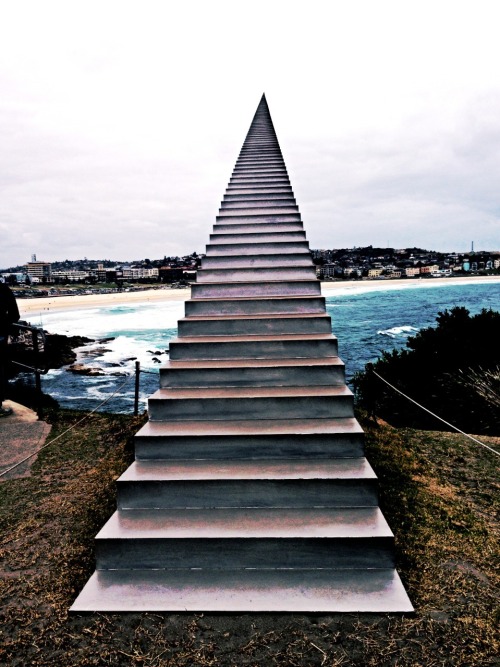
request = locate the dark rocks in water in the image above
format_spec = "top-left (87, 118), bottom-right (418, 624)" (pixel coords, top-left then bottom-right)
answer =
top-left (152, 357), bottom-right (161, 363)
top-left (8, 332), bottom-right (94, 376)
top-left (85, 346), bottom-right (113, 358)
top-left (98, 337), bottom-right (115, 344)
top-left (67, 363), bottom-right (105, 376)
top-left (147, 350), bottom-right (165, 356)
top-left (44, 333), bottom-right (95, 368)
top-left (124, 357), bottom-right (137, 362)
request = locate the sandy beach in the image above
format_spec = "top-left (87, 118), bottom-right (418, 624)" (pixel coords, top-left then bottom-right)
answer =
top-left (18, 275), bottom-right (500, 317)
top-left (18, 287), bottom-right (190, 316)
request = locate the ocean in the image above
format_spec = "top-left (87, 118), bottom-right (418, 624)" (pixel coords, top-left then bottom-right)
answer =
top-left (26, 279), bottom-right (500, 414)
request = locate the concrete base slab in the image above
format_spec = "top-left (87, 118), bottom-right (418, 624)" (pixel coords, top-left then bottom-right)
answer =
top-left (71, 568), bottom-right (414, 613)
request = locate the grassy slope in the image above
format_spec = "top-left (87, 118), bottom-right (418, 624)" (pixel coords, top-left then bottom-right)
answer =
top-left (0, 409), bottom-right (498, 667)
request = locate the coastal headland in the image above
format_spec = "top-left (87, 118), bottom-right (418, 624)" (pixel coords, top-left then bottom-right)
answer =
top-left (18, 275), bottom-right (500, 317)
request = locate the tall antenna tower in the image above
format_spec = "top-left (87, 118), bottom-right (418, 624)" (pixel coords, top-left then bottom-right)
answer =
top-left (31, 254), bottom-right (36, 262)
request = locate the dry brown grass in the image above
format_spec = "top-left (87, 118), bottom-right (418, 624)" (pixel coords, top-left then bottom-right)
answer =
top-left (0, 409), bottom-right (498, 666)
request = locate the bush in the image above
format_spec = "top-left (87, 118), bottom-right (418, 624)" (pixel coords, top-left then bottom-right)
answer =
top-left (353, 307), bottom-right (500, 435)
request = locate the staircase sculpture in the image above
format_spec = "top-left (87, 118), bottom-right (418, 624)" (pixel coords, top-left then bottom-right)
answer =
top-left (72, 95), bottom-right (413, 612)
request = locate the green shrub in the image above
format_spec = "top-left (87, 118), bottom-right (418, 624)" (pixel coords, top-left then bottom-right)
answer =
top-left (353, 307), bottom-right (500, 434)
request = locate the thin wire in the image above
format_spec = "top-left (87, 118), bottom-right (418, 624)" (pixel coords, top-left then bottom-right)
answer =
top-left (0, 374), bottom-right (134, 479)
top-left (371, 369), bottom-right (500, 458)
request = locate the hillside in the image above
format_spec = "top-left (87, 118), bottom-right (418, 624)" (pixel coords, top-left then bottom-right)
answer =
top-left (0, 409), bottom-right (498, 666)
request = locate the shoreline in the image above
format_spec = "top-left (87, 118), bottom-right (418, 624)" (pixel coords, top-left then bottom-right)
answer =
top-left (18, 275), bottom-right (500, 317)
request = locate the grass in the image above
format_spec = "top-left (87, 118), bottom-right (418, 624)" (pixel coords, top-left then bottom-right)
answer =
top-left (0, 408), bottom-right (498, 666)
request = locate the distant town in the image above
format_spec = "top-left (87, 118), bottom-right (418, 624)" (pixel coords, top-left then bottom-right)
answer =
top-left (1, 246), bottom-right (499, 296)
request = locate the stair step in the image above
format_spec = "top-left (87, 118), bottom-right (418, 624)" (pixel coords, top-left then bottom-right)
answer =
top-left (223, 192), bottom-right (292, 201)
top-left (217, 207), bottom-right (298, 216)
top-left (196, 266), bottom-right (317, 284)
top-left (200, 253), bottom-right (313, 268)
top-left (117, 459), bottom-right (377, 509)
top-left (71, 568), bottom-right (413, 613)
top-left (147, 385), bottom-right (353, 421)
top-left (185, 295), bottom-right (325, 315)
top-left (191, 280), bottom-right (320, 299)
top-left (134, 416), bottom-right (365, 460)
top-left (215, 213), bottom-right (302, 223)
top-left (221, 200), bottom-right (297, 210)
top-left (208, 232), bottom-right (306, 243)
top-left (225, 186), bottom-right (295, 194)
top-left (206, 241), bottom-right (309, 256)
top-left (178, 312), bottom-right (331, 336)
top-left (213, 222), bottom-right (304, 233)
top-left (94, 507), bottom-right (395, 569)
top-left (159, 356), bottom-right (344, 387)
top-left (168, 333), bottom-right (338, 360)
top-left (101, 507), bottom-right (387, 536)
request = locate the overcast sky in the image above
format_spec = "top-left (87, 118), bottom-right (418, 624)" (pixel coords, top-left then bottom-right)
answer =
top-left (1, 1), bottom-right (499, 268)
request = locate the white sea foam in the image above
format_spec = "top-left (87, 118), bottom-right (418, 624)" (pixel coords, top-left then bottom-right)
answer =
top-left (321, 276), bottom-right (500, 298)
top-left (377, 325), bottom-right (419, 338)
top-left (29, 299), bottom-right (184, 338)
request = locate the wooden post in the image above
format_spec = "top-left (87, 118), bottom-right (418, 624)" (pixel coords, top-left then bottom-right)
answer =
top-left (134, 360), bottom-right (140, 415)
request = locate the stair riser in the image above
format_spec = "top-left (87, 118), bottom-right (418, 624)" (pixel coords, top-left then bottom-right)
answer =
top-left (134, 433), bottom-right (365, 460)
top-left (185, 297), bottom-right (325, 316)
top-left (95, 537), bottom-right (395, 570)
top-left (117, 480), bottom-right (378, 509)
top-left (223, 193), bottom-right (292, 201)
top-left (221, 201), bottom-right (296, 210)
top-left (218, 208), bottom-right (298, 217)
top-left (169, 338), bottom-right (338, 360)
top-left (229, 176), bottom-right (290, 183)
top-left (200, 254), bottom-right (313, 269)
top-left (206, 242), bottom-right (309, 256)
top-left (228, 177), bottom-right (289, 184)
top-left (225, 186), bottom-right (294, 194)
top-left (177, 316), bottom-right (331, 336)
top-left (234, 161), bottom-right (286, 167)
top-left (213, 223), bottom-right (304, 233)
top-left (159, 364), bottom-right (345, 388)
top-left (148, 395), bottom-right (354, 421)
top-left (232, 166), bottom-right (287, 173)
top-left (215, 214), bottom-right (301, 223)
top-left (209, 232), bottom-right (306, 243)
top-left (191, 281), bottom-right (320, 299)
top-left (196, 267), bottom-right (317, 283)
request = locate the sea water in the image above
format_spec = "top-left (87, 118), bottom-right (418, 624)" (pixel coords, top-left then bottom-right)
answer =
top-left (26, 280), bottom-right (500, 413)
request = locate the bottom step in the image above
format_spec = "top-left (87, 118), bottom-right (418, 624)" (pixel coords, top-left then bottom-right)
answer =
top-left (71, 568), bottom-right (413, 613)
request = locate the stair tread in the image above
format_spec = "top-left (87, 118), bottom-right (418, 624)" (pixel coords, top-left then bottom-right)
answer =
top-left (119, 458), bottom-right (376, 481)
top-left (135, 416), bottom-right (363, 438)
top-left (97, 507), bottom-right (391, 539)
top-left (149, 385), bottom-right (352, 400)
top-left (179, 314), bottom-right (329, 322)
top-left (161, 357), bottom-right (343, 369)
top-left (71, 568), bottom-right (413, 613)
top-left (170, 333), bottom-right (335, 343)
top-left (192, 279), bottom-right (318, 285)
top-left (188, 295), bottom-right (322, 303)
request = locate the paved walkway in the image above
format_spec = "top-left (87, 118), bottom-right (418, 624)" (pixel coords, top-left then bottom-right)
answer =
top-left (0, 401), bottom-right (52, 481)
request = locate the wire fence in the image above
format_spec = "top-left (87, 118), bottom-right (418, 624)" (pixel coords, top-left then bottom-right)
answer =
top-left (369, 366), bottom-right (500, 458)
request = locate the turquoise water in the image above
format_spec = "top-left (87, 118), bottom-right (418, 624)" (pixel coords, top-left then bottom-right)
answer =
top-left (29, 280), bottom-right (500, 413)
top-left (327, 280), bottom-right (500, 382)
